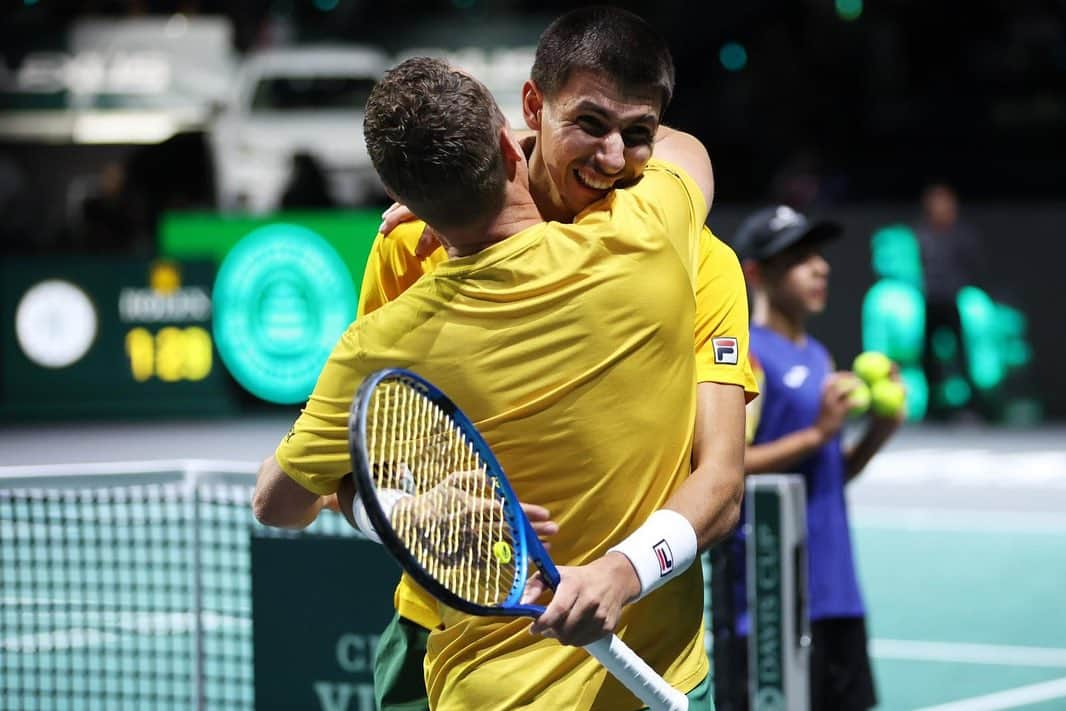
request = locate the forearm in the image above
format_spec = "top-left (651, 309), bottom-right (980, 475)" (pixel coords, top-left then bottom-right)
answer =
top-left (844, 420), bottom-right (899, 481)
top-left (663, 457), bottom-right (743, 550)
top-left (744, 427), bottom-right (825, 475)
top-left (608, 382), bottom-right (745, 604)
top-left (251, 455), bottom-right (330, 530)
top-left (650, 125), bottom-right (714, 212)
top-left (664, 382), bottom-right (747, 549)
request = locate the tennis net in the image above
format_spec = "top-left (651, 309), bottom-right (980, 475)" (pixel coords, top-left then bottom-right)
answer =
top-left (0, 460), bottom-right (355, 711)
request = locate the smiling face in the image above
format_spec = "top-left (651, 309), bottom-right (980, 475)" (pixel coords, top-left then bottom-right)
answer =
top-left (523, 70), bottom-right (660, 223)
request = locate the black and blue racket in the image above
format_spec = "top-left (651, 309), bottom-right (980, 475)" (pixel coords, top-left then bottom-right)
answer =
top-left (348, 368), bottom-right (688, 711)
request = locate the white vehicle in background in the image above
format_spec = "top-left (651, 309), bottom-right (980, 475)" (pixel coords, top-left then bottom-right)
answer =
top-left (209, 45), bottom-right (389, 213)
top-left (394, 46), bottom-right (535, 130)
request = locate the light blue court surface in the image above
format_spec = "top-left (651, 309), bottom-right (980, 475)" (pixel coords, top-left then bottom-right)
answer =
top-left (854, 514), bottom-right (1066, 710)
top-left (848, 426), bottom-right (1066, 711)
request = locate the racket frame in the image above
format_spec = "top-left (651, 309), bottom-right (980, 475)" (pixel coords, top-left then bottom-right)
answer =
top-left (349, 367), bottom-right (688, 711)
top-left (349, 367), bottom-right (557, 618)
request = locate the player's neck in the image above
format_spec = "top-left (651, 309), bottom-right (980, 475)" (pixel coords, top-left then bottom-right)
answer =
top-left (753, 296), bottom-right (808, 344)
top-left (441, 188), bottom-right (542, 258)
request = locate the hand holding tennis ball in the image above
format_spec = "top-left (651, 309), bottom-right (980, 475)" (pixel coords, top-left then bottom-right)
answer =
top-left (833, 373), bottom-right (870, 417)
top-left (846, 379), bottom-right (871, 417)
top-left (850, 351), bottom-right (906, 419)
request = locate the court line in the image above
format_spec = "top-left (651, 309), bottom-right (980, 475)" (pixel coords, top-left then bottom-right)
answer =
top-left (852, 506), bottom-right (1066, 534)
top-left (871, 639), bottom-right (1066, 669)
top-left (911, 676), bottom-right (1066, 711)
top-left (0, 458), bottom-right (258, 478)
top-left (864, 450), bottom-right (1066, 489)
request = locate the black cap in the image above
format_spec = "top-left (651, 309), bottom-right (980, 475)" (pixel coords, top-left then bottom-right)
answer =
top-left (731, 205), bottom-right (842, 262)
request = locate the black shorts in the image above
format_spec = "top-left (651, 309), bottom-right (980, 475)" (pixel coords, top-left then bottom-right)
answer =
top-left (713, 616), bottom-right (878, 711)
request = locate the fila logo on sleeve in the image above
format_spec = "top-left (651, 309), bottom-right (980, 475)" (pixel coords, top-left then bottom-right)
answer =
top-left (713, 337), bottom-right (739, 365)
top-left (653, 540), bottom-right (674, 576)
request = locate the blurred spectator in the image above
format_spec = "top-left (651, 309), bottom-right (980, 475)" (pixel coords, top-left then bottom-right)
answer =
top-left (915, 182), bottom-right (984, 418)
top-left (280, 151), bottom-right (335, 211)
top-left (0, 154), bottom-right (33, 253)
top-left (122, 131), bottom-right (215, 253)
top-left (80, 161), bottom-right (137, 252)
top-left (916, 183), bottom-right (983, 306)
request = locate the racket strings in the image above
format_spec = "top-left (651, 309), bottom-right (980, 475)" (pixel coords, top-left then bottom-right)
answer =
top-left (365, 380), bottom-right (518, 606)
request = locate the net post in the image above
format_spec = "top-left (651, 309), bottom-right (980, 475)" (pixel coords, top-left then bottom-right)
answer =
top-left (746, 474), bottom-right (810, 711)
top-left (185, 461), bottom-right (207, 711)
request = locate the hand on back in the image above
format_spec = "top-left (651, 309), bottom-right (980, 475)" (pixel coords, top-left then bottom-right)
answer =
top-left (378, 201), bottom-right (443, 259)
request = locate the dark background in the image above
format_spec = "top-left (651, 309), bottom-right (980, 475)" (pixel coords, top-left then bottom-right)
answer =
top-left (3, 0), bottom-right (1065, 205)
top-left (707, 204), bottom-right (1062, 418)
top-left (1, 0), bottom-right (1063, 417)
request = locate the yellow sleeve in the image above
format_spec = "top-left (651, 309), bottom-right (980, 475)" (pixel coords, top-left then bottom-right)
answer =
top-left (745, 353), bottom-right (766, 444)
top-left (624, 159), bottom-right (706, 285)
top-left (274, 323), bottom-right (369, 495)
top-left (357, 221), bottom-right (447, 317)
top-left (694, 229), bottom-right (760, 403)
top-left (277, 305), bottom-right (447, 629)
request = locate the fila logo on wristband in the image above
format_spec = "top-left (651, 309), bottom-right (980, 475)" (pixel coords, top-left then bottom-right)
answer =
top-left (653, 540), bottom-right (674, 576)
top-left (608, 509), bottom-right (697, 601)
top-left (713, 337), bottom-right (738, 364)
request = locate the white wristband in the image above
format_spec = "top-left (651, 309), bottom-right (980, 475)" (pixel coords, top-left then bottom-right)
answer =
top-left (352, 489), bottom-right (410, 543)
top-left (608, 509), bottom-right (698, 601)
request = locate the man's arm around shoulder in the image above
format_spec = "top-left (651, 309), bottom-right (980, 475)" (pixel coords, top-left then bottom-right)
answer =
top-left (654, 126), bottom-right (714, 216)
top-left (525, 381), bottom-right (746, 647)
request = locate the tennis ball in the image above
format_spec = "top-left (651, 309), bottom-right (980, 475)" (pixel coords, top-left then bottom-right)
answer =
top-left (847, 380), bottom-right (871, 417)
top-left (852, 351), bottom-right (893, 385)
top-left (492, 541), bottom-right (512, 565)
top-left (870, 380), bottom-right (906, 418)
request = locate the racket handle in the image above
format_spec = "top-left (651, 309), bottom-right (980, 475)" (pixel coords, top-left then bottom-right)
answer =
top-left (584, 635), bottom-right (689, 711)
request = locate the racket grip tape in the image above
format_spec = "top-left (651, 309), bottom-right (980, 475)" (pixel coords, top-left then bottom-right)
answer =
top-left (584, 635), bottom-right (689, 711)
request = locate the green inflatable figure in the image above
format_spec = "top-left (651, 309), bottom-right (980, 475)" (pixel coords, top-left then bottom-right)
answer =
top-left (862, 224), bottom-right (1038, 423)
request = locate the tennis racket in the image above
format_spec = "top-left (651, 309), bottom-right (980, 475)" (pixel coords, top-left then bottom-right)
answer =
top-left (348, 368), bottom-right (689, 711)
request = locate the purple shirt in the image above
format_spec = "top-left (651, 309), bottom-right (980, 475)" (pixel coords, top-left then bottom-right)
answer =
top-left (729, 324), bottom-right (865, 635)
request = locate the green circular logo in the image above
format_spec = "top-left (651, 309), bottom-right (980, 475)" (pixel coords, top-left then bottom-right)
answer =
top-left (213, 224), bottom-right (356, 404)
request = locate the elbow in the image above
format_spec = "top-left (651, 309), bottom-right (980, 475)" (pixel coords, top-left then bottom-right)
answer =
top-left (251, 487), bottom-right (281, 528)
top-left (252, 489), bottom-right (309, 530)
top-left (703, 462), bottom-right (745, 547)
top-left (251, 457), bottom-right (303, 529)
top-left (251, 459), bottom-right (274, 526)
top-left (722, 459), bottom-right (746, 535)
top-left (721, 475), bottom-right (745, 537)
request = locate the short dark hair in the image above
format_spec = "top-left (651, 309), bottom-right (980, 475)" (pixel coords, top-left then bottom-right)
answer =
top-left (531, 6), bottom-right (675, 115)
top-left (363, 57), bottom-right (508, 230)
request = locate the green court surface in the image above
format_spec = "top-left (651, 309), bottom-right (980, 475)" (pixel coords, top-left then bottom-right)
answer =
top-left (854, 511), bottom-right (1066, 711)
top-left (3, 428), bottom-right (1065, 710)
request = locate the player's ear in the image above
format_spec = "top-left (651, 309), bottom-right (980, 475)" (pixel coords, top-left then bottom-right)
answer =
top-left (500, 126), bottom-right (523, 160)
top-left (522, 80), bottom-right (544, 131)
top-left (499, 127), bottom-right (524, 179)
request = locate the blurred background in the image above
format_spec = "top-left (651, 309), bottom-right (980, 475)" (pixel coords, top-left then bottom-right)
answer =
top-left (1, 0), bottom-right (1062, 423)
top-left (1, 2), bottom-right (1065, 711)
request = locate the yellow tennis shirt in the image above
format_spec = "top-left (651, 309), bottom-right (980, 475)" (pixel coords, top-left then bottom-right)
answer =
top-left (358, 162), bottom-right (759, 636)
top-left (277, 160), bottom-right (710, 709)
